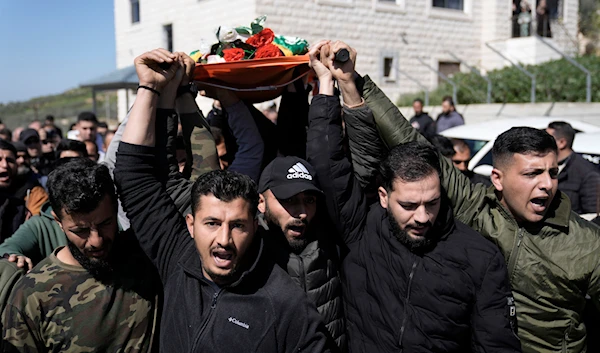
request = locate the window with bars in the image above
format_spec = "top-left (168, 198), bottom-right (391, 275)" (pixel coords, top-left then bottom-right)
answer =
top-left (131, 0), bottom-right (140, 24)
top-left (163, 24), bottom-right (173, 53)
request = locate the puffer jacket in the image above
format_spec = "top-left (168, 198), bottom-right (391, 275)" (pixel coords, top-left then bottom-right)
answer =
top-left (261, 215), bottom-right (346, 352)
top-left (306, 94), bottom-right (521, 353)
top-left (557, 152), bottom-right (600, 214)
top-left (362, 75), bottom-right (600, 353)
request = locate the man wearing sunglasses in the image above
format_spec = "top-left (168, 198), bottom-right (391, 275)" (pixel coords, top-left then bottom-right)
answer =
top-left (450, 138), bottom-right (491, 186)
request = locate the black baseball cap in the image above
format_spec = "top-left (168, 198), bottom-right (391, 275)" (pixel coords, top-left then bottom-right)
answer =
top-left (258, 156), bottom-right (322, 200)
top-left (19, 129), bottom-right (40, 143)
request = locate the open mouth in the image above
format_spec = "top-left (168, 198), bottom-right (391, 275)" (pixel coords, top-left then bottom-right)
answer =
top-left (86, 249), bottom-right (107, 259)
top-left (212, 249), bottom-right (234, 268)
top-left (530, 197), bottom-right (549, 212)
top-left (0, 171), bottom-right (10, 182)
top-left (286, 225), bottom-right (306, 237)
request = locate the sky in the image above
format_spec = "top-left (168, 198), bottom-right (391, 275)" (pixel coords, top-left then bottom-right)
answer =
top-left (0, 0), bottom-right (116, 104)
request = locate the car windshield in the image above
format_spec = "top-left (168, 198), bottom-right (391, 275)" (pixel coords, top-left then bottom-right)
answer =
top-left (464, 139), bottom-right (488, 157)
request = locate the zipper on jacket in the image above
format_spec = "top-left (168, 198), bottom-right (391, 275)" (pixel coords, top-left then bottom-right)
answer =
top-left (398, 261), bottom-right (418, 351)
top-left (192, 290), bottom-right (222, 351)
top-left (507, 229), bottom-right (524, 280)
top-left (299, 257), bottom-right (307, 291)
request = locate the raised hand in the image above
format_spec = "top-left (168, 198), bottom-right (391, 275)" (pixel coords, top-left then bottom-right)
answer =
top-left (309, 40), bottom-right (334, 95)
top-left (326, 41), bottom-right (357, 84)
top-left (177, 52), bottom-right (197, 87)
top-left (134, 48), bottom-right (180, 92)
top-left (308, 40), bottom-right (333, 83)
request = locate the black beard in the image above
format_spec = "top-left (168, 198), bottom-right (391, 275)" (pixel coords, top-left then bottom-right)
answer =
top-left (67, 241), bottom-right (113, 281)
top-left (264, 204), bottom-right (311, 254)
top-left (387, 209), bottom-right (434, 253)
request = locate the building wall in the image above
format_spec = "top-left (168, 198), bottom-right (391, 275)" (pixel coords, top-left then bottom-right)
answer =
top-left (257, 0), bottom-right (485, 103)
top-left (113, 0), bottom-right (580, 119)
top-left (114, 0), bottom-right (257, 118)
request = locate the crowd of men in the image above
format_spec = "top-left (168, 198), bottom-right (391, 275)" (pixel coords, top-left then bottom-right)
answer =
top-left (0, 40), bottom-right (598, 353)
top-left (0, 114), bottom-right (115, 241)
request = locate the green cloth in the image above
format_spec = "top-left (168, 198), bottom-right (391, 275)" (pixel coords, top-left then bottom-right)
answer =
top-left (0, 202), bottom-right (66, 265)
top-left (362, 75), bottom-right (600, 353)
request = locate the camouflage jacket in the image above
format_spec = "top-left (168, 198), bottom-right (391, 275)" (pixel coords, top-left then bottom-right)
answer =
top-left (2, 233), bottom-right (160, 352)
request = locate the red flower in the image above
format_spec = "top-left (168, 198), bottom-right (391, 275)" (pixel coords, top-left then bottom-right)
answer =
top-left (222, 48), bottom-right (245, 62)
top-left (254, 44), bottom-right (284, 59)
top-left (246, 28), bottom-right (275, 48)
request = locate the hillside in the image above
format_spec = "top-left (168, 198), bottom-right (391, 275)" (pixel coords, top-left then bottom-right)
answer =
top-left (0, 88), bottom-right (118, 131)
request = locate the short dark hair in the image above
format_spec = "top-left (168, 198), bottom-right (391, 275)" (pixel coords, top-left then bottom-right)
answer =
top-left (428, 135), bottom-right (455, 158)
top-left (413, 98), bottom-right (424, 105)
top-left (45, 115), bottom-right (55, 122)
top-left (0, 128), bottom-right (12, 141)
top-left (0, 140), bottom-right (17, 157)
top-left (97, 121), bottom-right (108, 129)
top-left (380, 141), bottom-right (441, 191)
top-left (56, 139), bottom-right (88, 160)
top-left (77, 112), bottom-right (98, 124)
top-left (492, 127), bottom-right (558, 168)
top-left (547, 121), bottom-right (575, 149)
top-left (47, 158), bottom-right (116, 219)
top-left (191, 170), bottom-right (258, 217)
top-left (442, 96), bottom-right (454, 107)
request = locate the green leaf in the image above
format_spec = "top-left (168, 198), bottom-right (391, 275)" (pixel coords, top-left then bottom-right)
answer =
top-left (235, 26), bottom-right (251, 35)
top-left (251, 23), bottom-right (263, 35)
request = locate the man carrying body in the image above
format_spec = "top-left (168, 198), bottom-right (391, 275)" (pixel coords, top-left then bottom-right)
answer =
top-left (114, 48), bottom-right (330, 353)
top-left (306, 41), bottom-right (520, 353)
top-left (258, 156), bottom-right (346, 351)
top-left (2, 158), bottom-right (160, 352)
top-left (409, 98), bottom-right (435, 139)
top-left (545, 121), bottom-right (600, 214)
top-left (360, 68), bottom-right (600, 353)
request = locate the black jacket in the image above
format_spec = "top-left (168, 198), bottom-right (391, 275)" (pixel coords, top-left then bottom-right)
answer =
top-left (409, 112), bottom-right (436, 139)
top-left (114, 142), bottom-right (331, 353)
top-left (306, 95), bottom-right (521, 353)
top-left (261, 214), bottom-right (346, 352)
top-left (557, 152), bottom-right (600, 214)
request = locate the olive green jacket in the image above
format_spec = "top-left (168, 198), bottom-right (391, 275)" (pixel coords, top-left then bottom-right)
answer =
top-left (362, 75), bottom-right (600, 353)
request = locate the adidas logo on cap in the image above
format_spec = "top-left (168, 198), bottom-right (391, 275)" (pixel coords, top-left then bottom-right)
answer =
top-left (287, 162), bottom-right (313, 181)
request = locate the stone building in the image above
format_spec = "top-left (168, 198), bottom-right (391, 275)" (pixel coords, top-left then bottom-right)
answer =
top-left (114, 0), bottom-right (579, 119)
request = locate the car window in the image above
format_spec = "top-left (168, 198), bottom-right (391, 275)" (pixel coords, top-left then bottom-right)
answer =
top-left (476, 150), bottom-right (494, 168)
top-left (464, 139), bottom-right (488, 156)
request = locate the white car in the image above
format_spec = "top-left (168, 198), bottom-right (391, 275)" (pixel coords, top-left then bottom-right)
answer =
top-left (439, 117), bottom-right (600, 176)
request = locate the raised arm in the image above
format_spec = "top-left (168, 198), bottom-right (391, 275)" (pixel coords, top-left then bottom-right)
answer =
top-left (276, 78), bottom-right (310, 159)
top-left (197, 87), bottom-right (264, 182)
top-left (176, 54), bottom-right (220, 181)
top-left (362, 76), bottom-right (489, 226)
top-left (114, 49), bottom-right (192, 282)
top-left (306, 41), bottom-right (367, 245)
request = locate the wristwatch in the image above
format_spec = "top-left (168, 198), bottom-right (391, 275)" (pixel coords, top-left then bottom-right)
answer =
top-left (177, 82), bottom-right (198, 99)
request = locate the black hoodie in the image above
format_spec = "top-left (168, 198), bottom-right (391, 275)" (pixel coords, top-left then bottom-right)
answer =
top-left (306, 94), bottom-right (521, 353)
top-left (114, 142), bottom-right (331, 353)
